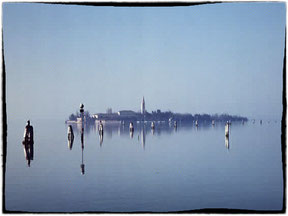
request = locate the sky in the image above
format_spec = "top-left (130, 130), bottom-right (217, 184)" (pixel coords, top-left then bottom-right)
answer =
top-left (3, 2), bottom-right (286, 121)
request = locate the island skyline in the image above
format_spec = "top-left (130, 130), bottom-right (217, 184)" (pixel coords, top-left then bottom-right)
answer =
top-left (66, 97), bottom-right (248, 124)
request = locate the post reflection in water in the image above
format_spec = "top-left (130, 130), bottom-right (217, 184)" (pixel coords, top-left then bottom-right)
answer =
top-left (67, 125), bottom-right (74, 150)
top-left (225, 136), bottom-right (229, 150)
top-left (80, 103), bottom-right (85, 175)
top-left (22, 120), bottom-right (34, 167)
top-left (72, 121), bottom-right (207, 137)
top-left (140, 127), bottom-right (146, 149)
top-left (130, 130), bottom-right (134, 138)
top-left (65, 123), bottom-right (85, 174)
top-left (99, 132), bottom-right (104, 147)
top-left (22, 142), bottom-right (34, 167)
top-left (97, 121), bottom-right (104, 147)
top-left (62, 120), bottom-right (246, 177)
top-left (80, 132), bottom-right (85, 175)
top-left (69, 121), bottom-right (243, 152)
top-left (225, 121), bottom-right (230, 150)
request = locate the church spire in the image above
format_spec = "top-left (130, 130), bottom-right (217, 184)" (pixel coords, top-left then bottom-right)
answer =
top-left (141, 96), bottom-right (145, 114)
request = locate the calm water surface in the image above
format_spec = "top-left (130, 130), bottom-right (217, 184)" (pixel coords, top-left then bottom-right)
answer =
top-left (5, 119), bottom-right (283, 212)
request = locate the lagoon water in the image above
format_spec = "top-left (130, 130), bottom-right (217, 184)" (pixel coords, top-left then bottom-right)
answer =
top-left (5, 118), bottom-right (283, 212)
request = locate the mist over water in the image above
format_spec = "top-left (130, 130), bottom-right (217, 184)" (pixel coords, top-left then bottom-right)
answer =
top-left (5, 118), bottom-right (283, 212)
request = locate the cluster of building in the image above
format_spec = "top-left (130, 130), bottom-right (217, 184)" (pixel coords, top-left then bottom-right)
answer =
top-left (66, 97), bottom-right (248, 126)
top-left (92, 97), bottom-right (147, 122)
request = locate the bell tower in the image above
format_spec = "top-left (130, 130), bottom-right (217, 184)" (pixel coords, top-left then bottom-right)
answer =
top-left (141, 97), bottom-right (145, 114)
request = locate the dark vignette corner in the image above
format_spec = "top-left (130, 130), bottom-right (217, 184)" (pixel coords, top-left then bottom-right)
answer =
top-left (281, 26), bottom-right (287, 213)
top-left (2, 17), bottom-right (8, 213)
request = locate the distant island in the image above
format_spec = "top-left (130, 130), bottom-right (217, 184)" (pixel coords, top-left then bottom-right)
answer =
top-left (66, 110), bottom-right (248, 124)
top-left (66, 97), bottom-right (248, 124)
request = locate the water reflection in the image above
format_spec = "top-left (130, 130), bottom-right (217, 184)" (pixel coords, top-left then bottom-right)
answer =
top-left (99, 133), bottom-right (104, 147)
top-left (80, 103), bottom-right (85, 175)
top-left (225, 121), bottom-right (231, 150)
top-left (67, 125), bottom-right (74, 150)
top-left (65, 123), bottom-right (86, 174)
top-left (22, 142), bottom-right (34, 167)
top-left (225, 136), bottom-right (229, 150)
top-left (69, 120), bottom-right (246, 137)
top-left (72, 122), bottom-right (96, 136)
top-left (66, 120), bottom-right (248, 152)
top-left (130, 130), bottom-right (134, 138)
top-left (140, 127), bottom-right (146, 149)
top-left (80, 132), bottom-right (85, 175)
top-left (22, 120), bottom-right (34, 167)
top-left (62, 120), bottom-right (262, 175)
top-left (11, 117), bottom-right (282, 212)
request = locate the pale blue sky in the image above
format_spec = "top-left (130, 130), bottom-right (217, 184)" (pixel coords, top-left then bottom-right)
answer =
top-left (3, 2), bottom-right (286, 120)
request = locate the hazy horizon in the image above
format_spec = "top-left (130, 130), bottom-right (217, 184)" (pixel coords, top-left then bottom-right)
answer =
top-left (3, 2), bottom-right (285, 121)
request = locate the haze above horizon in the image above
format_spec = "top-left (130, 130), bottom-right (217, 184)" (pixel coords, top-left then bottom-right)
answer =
top-left (3, 2), bottom-right (285, 121)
